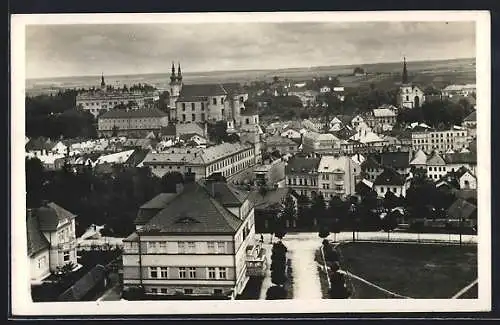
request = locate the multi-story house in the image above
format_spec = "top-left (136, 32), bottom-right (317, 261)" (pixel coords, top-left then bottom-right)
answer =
top-left (380, 151), bottom-right (412, 178)
top-left (27, 202), bottom-right (78, 283)
top-left (462, 111), bottom-right (477, 139)
top-left (317, 155), bottom-right (360, 199)
top-left (141, 142), bottom-right (255, 180)
top-left (441, 84), bottom-right (476, 98)
top-left (302, 131), bottom-right (342, 154)
top-left (98, 108), bottom-right (170, 137)
top-left (168, 63), bottom-right (249, 127)
top-left (285, 156), bottom-right (320, 198)
top-left (373, 167), bottom-right (410, 198)
top-left (426, 151), bottom-right (448, 181)
top-left (264, 135), bottom-right (299, 156)
top-left (122, 178), bottom-right (264, 299)
top-left (367, 108), bottom-right (397, 133)
top-left (411, 128), bottom-right (469, 154)
top-left (76, 75), bottom-right (159, 118)
top-left (443, 151), bottom-right (477, 175)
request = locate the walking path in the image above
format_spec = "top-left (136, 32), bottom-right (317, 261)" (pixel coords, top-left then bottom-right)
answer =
top-left (451, 278), bottom-right (478, 299)
top-left (283, 239), bottom-right (322, 299)
top-left (344, 271), bottom-right (410, 299)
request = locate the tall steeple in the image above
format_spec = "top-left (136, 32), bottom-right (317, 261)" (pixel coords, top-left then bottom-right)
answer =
top-left (170, 61), bottom-right (176, 83)
top-left (402, 57), bottom-right (408, 84)
top-left (177, 62), bottom-right (182, 82)
top-left (101, 73), bottom-right (105, 87)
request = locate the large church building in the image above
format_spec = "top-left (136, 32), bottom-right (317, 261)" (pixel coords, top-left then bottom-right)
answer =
top-left (167, 63), bottom-right (253, 128)
top-left (398, 57), bottom-right (425, 109)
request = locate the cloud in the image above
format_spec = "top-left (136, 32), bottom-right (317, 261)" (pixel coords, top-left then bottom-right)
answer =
top-left (25, 21), bottom-right (475, 79)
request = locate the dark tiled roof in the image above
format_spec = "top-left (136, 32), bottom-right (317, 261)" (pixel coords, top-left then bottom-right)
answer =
top-left (202, 181), bottom-right (248, 207)
top-left (444, 152), bottom-right (477, 165)
top-left (58, 265), bottom-right (106, 301)
top-left (285, 157), bottom-right (320, 174)
top-left (446, 198), bottom-right (477, 219)
top-left (178, 84), bottom-right (227, 101)
top-left (453, 189), bottom-right (477, 200)
top-left (373, 168), bottom-right (405, 186)
top-left (36, 202), bottom-right (76, 232)
top-left (99, 107), bottom-right (168, 119)
top-left (25, 137), bottom-right (54, 152)
top-left (140, 183), bottom-right (243, 234)
top-left (380, 151), bottom-right (411, 169)
top-left (160, 124), bottom-right (177, 136)
top-left (124, 149), bottom-right (150, 167)
top-left (468, 140), bottom-right (477, 153)
top-left (240, 107), bottom-right (259, 116)
top-left (464, 111), bottom-right (476, 122)
top-left (361, 156), bottom-right (381, 169)
top-left (222, 83), bottom-right (244, 95)
top-left (26, 211), bottom-right (50, 257)
top-left (135, 193), bottom-right (179, 225)
top-left (248, 188), bottom-right (289, 211)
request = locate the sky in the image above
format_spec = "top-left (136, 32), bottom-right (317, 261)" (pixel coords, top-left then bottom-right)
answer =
top-left (25, 21), bottom-right (476, 79)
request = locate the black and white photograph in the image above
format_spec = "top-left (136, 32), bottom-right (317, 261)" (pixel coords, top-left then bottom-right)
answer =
top-left (10, 11), bottom-right (491, 316)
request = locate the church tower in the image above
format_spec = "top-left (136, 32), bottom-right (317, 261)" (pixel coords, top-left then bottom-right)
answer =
top-left (169, 62), bottom-right (183, 121)
top-left (398, 57), bottom-right (424, 109)
top-left (402, 57), bottom-right (408, 85)
top-left (100, 73), bottom-right (106, 91)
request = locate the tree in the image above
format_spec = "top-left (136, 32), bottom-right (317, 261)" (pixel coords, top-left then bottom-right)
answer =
top-left (311, 194), bottom-right (326, 226)
top-left (383, 190), bottom-right (400, 210)
top-left (381, 210), bottom-right (399, 241)
top-left (353, 67), bottom-right (365, 75)
top-left (281, 195), bottom-right (296, 229)
top-left (207, 121), bottom-right (229, 144)
top-left (270, 242), bottom-right (287, 287)
top-left (26, 157), bottom-right (45, 208)
top-left (160, 172), bottom-right (184, 193)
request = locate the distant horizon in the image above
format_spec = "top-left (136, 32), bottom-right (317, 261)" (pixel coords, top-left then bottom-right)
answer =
top-left (27, 56), bottom-right (475, 81)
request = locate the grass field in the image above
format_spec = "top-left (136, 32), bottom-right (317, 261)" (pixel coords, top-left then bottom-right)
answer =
top-left (338, 242), bottom-right (477, 299)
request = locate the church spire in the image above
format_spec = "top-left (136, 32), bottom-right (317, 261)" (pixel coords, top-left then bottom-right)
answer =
top-left (101, 73), bottom-right (106, 88)
top-left (177, 62), bottom-right (182, 82)
top-left (402, 57), bottom-right (408, 84)
top-left (170, 62), bottom-right (176, 83)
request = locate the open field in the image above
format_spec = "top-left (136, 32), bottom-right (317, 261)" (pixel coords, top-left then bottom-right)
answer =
top-left (26, 57), bottom-right (475, 96)
top-left (338, 242), bottom-right (477, 299)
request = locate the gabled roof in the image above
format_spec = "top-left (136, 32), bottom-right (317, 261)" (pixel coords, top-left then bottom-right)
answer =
top-left (177, 84), bottom-right (227, 102)
top-left (135, 193), bottom-right (180, 225)
top-left (455, 166), bottom-right (475, 179)
top-left (99, 107), bottom-right (168, 119)
top-left (380, 151), bottom-right (411, 169)
top-left (240, 106), bottom-right (259, 116)
top-left (248, 188), bottom-right (289, 211)
top-left (140, 183), bottom-right (243, 234)
top-left (410, 149), bottom-right (427, 165)
top-left (373, 168), bottom-right (405, 186)
top-left (446, 198), bottom-right (477, 219)
top-left (124, 149), bottom-right (150, 167)
top-left (201, 180), bottom-right (248, 207)
top-left (160, 124), bottom-right (177, 136)
top-left (361, 156), bottom-right (381, 169)
top-left (464, 111), bottom-right (476, 122)
top-left (444, 152), bottom-right (477, 165)
top-left (285, 157), bottom-right (320, 174)
top-left (266, 135), bottom-right (298, 147)
top-left (372, 108), bottom-right (397, 118)
top-left (58, 265), bottom-right (106, 301)
top-left (25, 137), bottom-right (55, 152)
top-left (36, 202), bottom-right (76, 232)
top-left (27, 211), bottom-right (50, 257)
top-left (426, 152), bottom-right (446, 165)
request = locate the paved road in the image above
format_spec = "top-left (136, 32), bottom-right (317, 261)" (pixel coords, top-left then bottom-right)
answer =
top-left (97, 273), bottom-right (122, 301)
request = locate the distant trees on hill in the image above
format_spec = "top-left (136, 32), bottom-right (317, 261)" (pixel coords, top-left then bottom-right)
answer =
top-left (26, 90), bottom-right (97, 139)
top-left (353, 67), bottom-right (365, 75)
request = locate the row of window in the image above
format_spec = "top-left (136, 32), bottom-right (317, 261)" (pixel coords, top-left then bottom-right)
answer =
top-left (287, 177), bottom-right (318, 186)
top-left (428, 166), bottom-right (446, 172)
top-left (207, 150), bottom-right (253, 174)
top-left (180, 113), bottom-right (206, 122)
top-left (182, 102), bottom-right (205, 111)
top-left (320, 174), bottom-right (344, 181)
top-left (378, 186), bottom-right (401, 193)
top-left (124, 241), bottom-right (229, 254)
top-left (149, 287), bottom-right (223, 296)
top-left (149, 266), bottom-right (227, 280)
